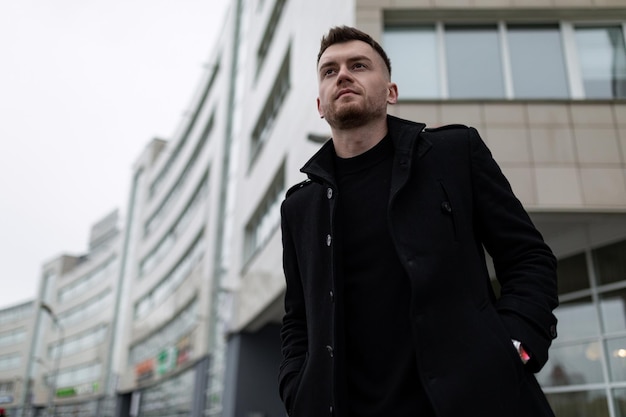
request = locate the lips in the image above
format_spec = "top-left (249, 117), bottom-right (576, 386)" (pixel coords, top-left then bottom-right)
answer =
top-left (336, 88), bottom-right (358, 99)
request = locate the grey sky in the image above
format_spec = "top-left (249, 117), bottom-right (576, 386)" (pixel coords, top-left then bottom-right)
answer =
top-left (0, 0), bottom-right (229, 308)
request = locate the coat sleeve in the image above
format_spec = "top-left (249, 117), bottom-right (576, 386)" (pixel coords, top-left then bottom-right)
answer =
top-left (468, 127), bottom-right (558, 373)
top-left (278, 199), bottom-right (308, 412)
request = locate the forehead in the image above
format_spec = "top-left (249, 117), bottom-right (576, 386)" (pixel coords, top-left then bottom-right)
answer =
top-left (318, 40), bottom-right (380, 67)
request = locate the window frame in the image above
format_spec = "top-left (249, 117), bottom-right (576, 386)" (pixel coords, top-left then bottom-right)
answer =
top-left (384, 20), bottom-right (626, 101)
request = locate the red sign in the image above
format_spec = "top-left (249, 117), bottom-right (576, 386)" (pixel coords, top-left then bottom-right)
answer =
top-left (135, 358), bottom-right (155, 382)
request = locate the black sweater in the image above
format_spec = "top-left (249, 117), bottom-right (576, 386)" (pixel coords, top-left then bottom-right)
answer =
top-left (334, 136), bottom-right (434, 417)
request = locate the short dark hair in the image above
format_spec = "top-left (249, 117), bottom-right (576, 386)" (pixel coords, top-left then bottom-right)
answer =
top-left (317, 26), bottom-right (392, 76)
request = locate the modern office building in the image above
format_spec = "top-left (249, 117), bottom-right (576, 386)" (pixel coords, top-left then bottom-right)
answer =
top-left (22, 209), bottom-right (124, 417)
top-left (221, 0), bottom-right (626, 416)
top-left (110, 3), bottom-right (244, 417)
top-left (0, 301), bottom-right (36, 417)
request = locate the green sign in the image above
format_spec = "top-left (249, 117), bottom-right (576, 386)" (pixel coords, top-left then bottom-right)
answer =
top-left (157, 346), bottom-right (178, 375)
top-left (56, 382), bottom-right (99, 398)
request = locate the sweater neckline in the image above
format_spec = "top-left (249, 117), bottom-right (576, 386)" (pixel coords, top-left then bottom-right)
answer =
top-left (334, 135), bottom-right (392, 176)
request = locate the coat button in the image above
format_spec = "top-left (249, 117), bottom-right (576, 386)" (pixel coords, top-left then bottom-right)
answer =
top-left (329, 290), bottom-right (334, 302)
top-left (327, 187), bottom-right (333, 199)
top-left (330, 405), bottom-right (334, 415)
top-left (550, 324), bottom-right (557, 339)
top-left (326, 345), bottom-right (334, 358)
top-left (441, 201), bottom-right (452, 213)
top-left (326, 234), bottom-right (332, 246)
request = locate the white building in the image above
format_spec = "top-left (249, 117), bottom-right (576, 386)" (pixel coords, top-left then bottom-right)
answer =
top-left (0, 301), bottom-right (36, 417)
top-left (24, 209), bottom-right (124, 417)
top-left (110, 3), bottom-right (244, 417)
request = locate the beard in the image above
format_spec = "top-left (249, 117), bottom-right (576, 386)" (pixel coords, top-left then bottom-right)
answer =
top-left (322, 96), bottom-right (386, 130)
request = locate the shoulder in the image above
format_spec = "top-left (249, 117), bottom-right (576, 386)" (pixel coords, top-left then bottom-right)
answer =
top-left (282, 179), bottom-right (319, 219)
top-left (285, 179), bottom-right (313, 198)
top-left (418, 124), bottom-right (487, 162)
top-left (423, 124), bottom-right (470, 135)
top-left (421, 124), bottom-right (480, 149)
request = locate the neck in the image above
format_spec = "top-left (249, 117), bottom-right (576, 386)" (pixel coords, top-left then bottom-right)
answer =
top-left (331, 116), bottom-right (388, 158)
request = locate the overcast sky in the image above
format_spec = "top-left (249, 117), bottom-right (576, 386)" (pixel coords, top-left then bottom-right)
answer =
top-left (0, 0), bottom-right (230, 309)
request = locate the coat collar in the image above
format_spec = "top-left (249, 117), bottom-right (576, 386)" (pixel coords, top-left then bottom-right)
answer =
top-left (300, 115), bottom-right (430, 186)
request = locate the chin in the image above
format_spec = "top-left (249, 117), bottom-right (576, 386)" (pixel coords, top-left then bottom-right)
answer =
top-left (334, 113), bottom-right (369, 129)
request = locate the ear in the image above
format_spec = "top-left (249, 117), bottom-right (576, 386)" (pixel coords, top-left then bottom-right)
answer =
top-left (317, 97), bottom-right (324, 118)
top-left (387, 82), bottom-right (398, 105)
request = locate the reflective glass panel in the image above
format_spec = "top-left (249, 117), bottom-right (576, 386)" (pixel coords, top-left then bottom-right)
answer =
top-left (558, 253), bottom-right (590, 295)
top-left (141, 368), bottom-right (194, 417)
top-left (445, 25), bottom-right (505, 98)
top-left (383, 26), bottom-right (440, 99)
top-left (554, 297), bottom-right (600, 342)
top-left (600, 289), bottom-right (626, 333)
top-left (508, 25), bottom-right (569, 98)
top-left (614, 388), bottom-right (626, 417)
top-left (607, 336), bottom-right (626, 382)
top-left (593, 240), bottom-right (626, 286)
top-left (575, 26), bottom-right (626, 99)
top-left (545, 390), bottom-right (609, 417)
top-left (537, 341), bottom-right (604, 387)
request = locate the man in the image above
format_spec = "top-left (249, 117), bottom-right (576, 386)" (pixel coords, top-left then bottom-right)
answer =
top-left (279, 26), bottom-right (558, 417)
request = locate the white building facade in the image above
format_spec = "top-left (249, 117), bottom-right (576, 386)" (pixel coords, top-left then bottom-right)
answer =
top-left (22, 209), bottom-right (124, 417)
top-left (0, 301), bottom-right (35, 417)
top-left (110, 2), bottom-right (245, 416)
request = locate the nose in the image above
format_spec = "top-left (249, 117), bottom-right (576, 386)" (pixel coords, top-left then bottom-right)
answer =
top-left (336, 65), bottom-right (353, 84)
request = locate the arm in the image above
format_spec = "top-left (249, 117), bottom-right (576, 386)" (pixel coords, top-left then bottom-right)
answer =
top-left (469, 127), bottom-right (558, 372)
top-left (278, 201), bottom-right (308, 411)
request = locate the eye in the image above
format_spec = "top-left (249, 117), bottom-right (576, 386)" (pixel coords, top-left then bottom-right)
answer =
top-left (322, 68), bottom-right (336, 77)
top-left (353, 62), bottom-right (366, 69)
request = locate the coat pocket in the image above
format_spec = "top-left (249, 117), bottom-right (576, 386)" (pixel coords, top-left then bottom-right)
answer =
top-left (286, 352), bottom-right (308, 415)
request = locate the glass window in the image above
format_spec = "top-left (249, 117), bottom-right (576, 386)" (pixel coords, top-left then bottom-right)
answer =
top-left (0, 327), bottom-right (26, 347)
top-left (56, 362), bottom-right (101, 387)
top-left (614, 388), bottom-right (626, 417)
top-left (0, 381), bottom-right (14, 393)
top-left (0, 353), bottom-right (20, 370)
top-left (59, 289), bottom-right (112, 327)
top-left (546, 389), bottom-right (609, 417)
top-left (250, 48), bottom-right (290, 167)
top-left (144, 125), bottom-right (211, 238)
top-left (445, 25), bottom-right (505, 98)
top-left (384, 21), bottom-right (626, 101)
top-left (558, 253), bottom-right (590, 295)
top-left (541, 239), bottom-right (626, 413)
top-left (134, 235), bottom-right (204, 319)
top-left (538, 341), bottom-right (605, 387)
top-left (256, 0), bottom-right (287, 77)
top-left (0, 302), bottom-right (33, 325)
top-left (383, 26), bottom-right (439, 99)
top-left (129, 299), bottom-right (198, 366)
top-left (140, 368), bottom-right (195, 417)
top-left (575, 26), bottom-right (626, 99)
top-left (600, 289), bottom-right (626, 333)
top-left (593, 240), bottom-right (626, 286)
top-left (508, 25), bottom-right (569, 98)
top-left (244, 165), bottom-right (285, 263)
top-left (555, 297), bottom-right (600, 342)
top-left (606, 336), bottom-right (626, 382)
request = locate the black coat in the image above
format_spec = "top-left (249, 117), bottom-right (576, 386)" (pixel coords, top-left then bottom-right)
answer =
top-left (279, 115), bottom-right (558, 417)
